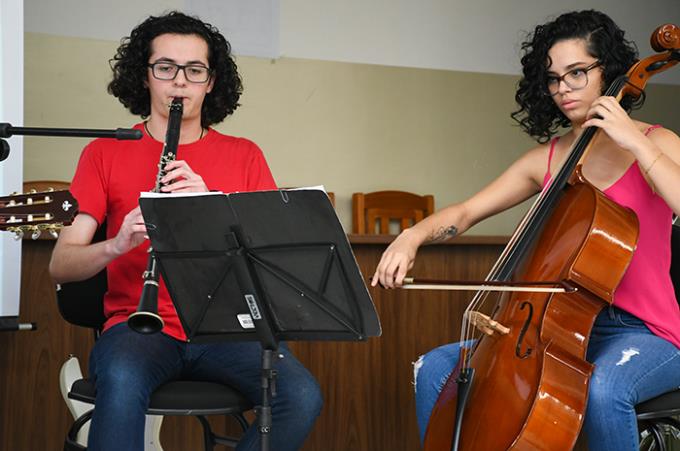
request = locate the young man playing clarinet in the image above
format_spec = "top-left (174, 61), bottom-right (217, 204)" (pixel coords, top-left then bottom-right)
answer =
top-left (49, 11), bottom-right (322, 451)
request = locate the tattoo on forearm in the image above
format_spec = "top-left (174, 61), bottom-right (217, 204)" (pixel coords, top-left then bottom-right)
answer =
top-left (428, 225), bottom-right (458, 242)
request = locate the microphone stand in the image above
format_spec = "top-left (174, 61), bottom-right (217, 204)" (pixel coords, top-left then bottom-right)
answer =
top-left (0, 122), bottom-right (141, 334)
top-left (0, 122), bottom-right (142, 162)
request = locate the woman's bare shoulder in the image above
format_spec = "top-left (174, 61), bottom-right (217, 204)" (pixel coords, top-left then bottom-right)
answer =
top-left (513, 140), bottom-right (555, 186)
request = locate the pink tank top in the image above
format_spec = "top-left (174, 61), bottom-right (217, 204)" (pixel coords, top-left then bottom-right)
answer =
top-left (543, 126), bottom-right (680, 349)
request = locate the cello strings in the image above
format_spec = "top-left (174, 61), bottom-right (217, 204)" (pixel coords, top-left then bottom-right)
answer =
top-left (460, 180), bottom-right (550, 346)
top-left (459, 78), bottom-right (628, 361)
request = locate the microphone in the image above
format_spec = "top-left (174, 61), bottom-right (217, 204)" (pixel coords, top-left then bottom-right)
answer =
top-left (115, 128), bottom-right (144, 140)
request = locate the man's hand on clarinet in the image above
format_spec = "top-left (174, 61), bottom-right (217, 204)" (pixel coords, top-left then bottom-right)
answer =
top-left (160, 160), bottom-right (209, 193)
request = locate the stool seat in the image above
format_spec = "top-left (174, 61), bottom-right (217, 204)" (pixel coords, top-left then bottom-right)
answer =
top-left (69, 378), bottom-right (253, 416)
top-left (636, 388), bottom-right (680, 421)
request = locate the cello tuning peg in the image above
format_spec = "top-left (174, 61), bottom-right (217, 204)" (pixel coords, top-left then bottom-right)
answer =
top-left (48, 228), bottom-right (59, 239)
top-left (31, 227), bottom-right (41, 240)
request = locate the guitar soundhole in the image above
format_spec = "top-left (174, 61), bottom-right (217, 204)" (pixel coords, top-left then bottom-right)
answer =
top-left (515, 301), bottom-right (533, 359)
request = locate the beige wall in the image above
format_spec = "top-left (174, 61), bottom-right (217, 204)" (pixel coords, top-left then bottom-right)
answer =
top-left (24, 32), bottom-right (680, 235)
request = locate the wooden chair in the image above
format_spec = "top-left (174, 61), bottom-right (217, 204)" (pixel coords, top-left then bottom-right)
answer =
top-left (352, 190), bottom-right (434, 234)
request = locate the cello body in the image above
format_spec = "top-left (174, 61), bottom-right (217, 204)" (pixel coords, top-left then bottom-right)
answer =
top-left (424, 180), bottom-right (638, 451)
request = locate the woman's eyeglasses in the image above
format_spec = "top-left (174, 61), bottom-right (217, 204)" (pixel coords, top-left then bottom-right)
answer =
top-left (546, 61), bottom-right (601, 96)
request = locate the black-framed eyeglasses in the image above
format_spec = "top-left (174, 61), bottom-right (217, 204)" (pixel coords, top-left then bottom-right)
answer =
top-left (148, 62), bottom-right (212, 83)
top-left (546, 61), bottom-right (601, 96)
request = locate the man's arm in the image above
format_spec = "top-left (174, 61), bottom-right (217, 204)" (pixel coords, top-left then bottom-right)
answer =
top-left (49, 207), bottom-right (147, 283)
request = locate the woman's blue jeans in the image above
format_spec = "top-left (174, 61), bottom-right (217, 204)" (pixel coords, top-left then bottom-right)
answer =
top-left (87, 323), bottom-right (323, 451)
top-left (414, 306), bottom-right (680, 450)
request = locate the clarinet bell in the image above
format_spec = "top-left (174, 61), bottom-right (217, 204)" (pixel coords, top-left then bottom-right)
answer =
top-left (127, 280), bottom-right (164, 334)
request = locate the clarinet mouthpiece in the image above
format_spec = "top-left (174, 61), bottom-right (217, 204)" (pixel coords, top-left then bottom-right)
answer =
top-left (169, 97), bottom-right (184, 108)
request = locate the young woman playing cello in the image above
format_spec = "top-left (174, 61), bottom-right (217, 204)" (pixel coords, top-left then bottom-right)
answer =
top-left (372, 10), bottom-right (680, 451)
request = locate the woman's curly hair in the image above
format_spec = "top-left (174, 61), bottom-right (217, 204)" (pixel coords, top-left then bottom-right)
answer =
top-left (108, 11), bottom-right (242, 127)
top-left (511, 10), bottom-right (639, 143)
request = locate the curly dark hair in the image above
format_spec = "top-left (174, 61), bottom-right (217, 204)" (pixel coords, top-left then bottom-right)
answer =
top-left (107, 11), bottom-right (242, 127)
top-left (511, 10), bottom-right (639, 143)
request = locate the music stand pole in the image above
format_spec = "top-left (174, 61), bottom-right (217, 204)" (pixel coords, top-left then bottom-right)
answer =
top-left (259, 349), bottom-right (277, 451)
top-left (228, 226), bottom-right (279, 451)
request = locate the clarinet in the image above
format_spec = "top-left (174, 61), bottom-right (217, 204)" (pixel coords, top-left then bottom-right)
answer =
top-left (127, 97), bottom-right (184, 334)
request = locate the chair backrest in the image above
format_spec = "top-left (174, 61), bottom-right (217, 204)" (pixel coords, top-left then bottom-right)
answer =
top-left (352, 190), bottom-right (434, 234)
top-left (671, 223), bottom-right (680, 303)
top-left (55, 225), bottom-right (108, 330)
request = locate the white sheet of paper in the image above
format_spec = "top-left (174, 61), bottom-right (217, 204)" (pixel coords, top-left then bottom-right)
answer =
top-left (140, 185), bottom-right (326, 199)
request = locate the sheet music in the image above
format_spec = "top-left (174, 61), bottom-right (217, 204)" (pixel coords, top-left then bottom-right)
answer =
top-left (140, 191), bottom-right (224, 198)
top-left (285, 185), bottom-right (326, 192)
top-left (140, 185), bottom-right (327, 199)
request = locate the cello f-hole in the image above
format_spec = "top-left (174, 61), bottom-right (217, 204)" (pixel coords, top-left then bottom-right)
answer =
top-left (515, 301), bottom-right (534, 359)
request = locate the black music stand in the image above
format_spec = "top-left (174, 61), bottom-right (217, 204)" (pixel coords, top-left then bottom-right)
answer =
top-left (139, 189), bottom-right (381, 451)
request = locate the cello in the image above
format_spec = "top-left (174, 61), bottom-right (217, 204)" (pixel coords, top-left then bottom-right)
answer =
top-left (423, 24), bottom-right (680, 451)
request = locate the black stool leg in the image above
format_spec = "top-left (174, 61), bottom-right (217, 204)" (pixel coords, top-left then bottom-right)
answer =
top-left (638, 417), bottom-right (680, 451)
top-left (196, 415), bottom-right (215, 451)
top-left (650, 423), bottom-right (667, 451)
top-left (197, 414), bottom-right (249, 449)
top-left (65, 409), bottom-right (93, 451)
top-left (234, 412), bottom-right (249, 432)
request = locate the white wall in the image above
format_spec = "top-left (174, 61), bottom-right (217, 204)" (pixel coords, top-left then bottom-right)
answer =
top-left (25, 0), bottom-right (680, 84)
top-left (25, 0), bottom-right (281, 58)
top-left (0, 0), bottom-right (23, 318)
top-left (282, 0), bottom-right (680, 84)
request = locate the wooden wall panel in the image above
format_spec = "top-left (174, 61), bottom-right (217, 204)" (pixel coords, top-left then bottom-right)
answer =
top-left (0, 240), bottom-right (230, 451)
top-left (290, 237), bottom-right (506, 451)
top-left (0, 240), bottom-right (91, 450)
top-left (0, 237), bottom-right (589, 450)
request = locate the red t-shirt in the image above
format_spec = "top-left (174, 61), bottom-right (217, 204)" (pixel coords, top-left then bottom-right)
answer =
top-left (70, 123), bottom-right (277, 340)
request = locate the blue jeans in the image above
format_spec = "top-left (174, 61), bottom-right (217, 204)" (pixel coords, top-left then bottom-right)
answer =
top-left (87, 323), bottom-right (322, 451)
top-left (414, 306), bottom-right (680, 450)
